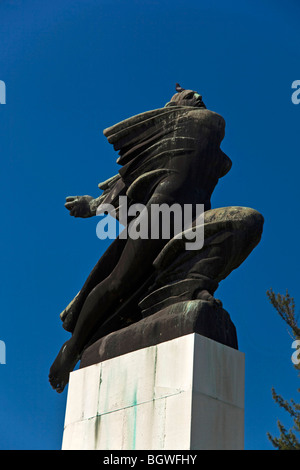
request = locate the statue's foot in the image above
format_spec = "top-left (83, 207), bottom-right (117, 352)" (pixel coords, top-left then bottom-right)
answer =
top-left (49, 340), bottom-right (79, 393)
top-left (196, 289), bottom-right (222, 307)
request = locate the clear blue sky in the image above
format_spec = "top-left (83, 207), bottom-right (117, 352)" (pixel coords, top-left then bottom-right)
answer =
top-left (0, 0), bottom-right (299, 450)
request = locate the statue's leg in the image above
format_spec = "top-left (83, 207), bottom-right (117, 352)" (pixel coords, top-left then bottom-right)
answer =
top-left (200, 206), bottom-right (264, 284)
top-left (60, 234), bottom-right (128, 332)
top-left (49, 194), bottom-right (175, 392)
top-left (139, 206), bottom-right (264, 317)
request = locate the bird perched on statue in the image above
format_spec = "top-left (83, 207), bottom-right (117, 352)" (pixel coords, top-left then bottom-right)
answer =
top-left (175, 83), bottom-right (185, 92)
top-left (166, 83), bottom-right (206, 109)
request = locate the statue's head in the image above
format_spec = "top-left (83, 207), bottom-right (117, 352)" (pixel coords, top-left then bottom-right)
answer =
top-left (165, 83), bottom-right (206, 109)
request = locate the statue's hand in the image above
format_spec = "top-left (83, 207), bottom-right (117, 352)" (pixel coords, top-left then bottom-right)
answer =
top-left (64, 195), bottom-right (94, 218)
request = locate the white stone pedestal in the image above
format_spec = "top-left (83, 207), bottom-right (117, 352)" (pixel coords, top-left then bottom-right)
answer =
top-left (61, 333), bottom-right (244, 450)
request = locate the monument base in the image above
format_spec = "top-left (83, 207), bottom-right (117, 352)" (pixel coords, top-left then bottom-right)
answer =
top-left (62, 333), bottom-right (244, 450)
top-left (80, 300), bottom-right (238, 368)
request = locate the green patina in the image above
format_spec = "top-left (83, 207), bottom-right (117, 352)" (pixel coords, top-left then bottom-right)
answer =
top-left (132, 386), bottom-right (138, 449)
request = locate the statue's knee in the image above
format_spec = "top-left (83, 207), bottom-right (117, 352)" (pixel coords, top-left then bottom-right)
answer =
top-left (204, 206), bottom-right (264, 245)
top-left (205, 206), bottom-right (264, 262)
top-left (242, 208), bottom-right (264, 241)
top-left (228, 208), bottom-right (264, 261)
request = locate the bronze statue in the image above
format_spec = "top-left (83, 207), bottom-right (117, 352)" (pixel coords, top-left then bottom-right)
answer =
top-left (49, 85), bottom-right (263, 393)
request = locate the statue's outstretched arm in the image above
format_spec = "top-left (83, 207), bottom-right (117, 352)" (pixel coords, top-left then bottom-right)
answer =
top-left (64, 174), bottom-right (121, 218)
top-left (64, 195), bottom-right (104, 218)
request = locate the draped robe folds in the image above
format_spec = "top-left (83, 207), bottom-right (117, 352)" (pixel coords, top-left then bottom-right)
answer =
top-left (99, 106), bottom-right (232, 214)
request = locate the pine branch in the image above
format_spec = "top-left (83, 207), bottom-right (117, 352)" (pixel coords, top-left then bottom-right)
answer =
top-left (267, 288), bottom-right (300, 338)
top-left (271, 387), bottom-right (300, 419)
top-left (266, 289), bottom-right (300, 449)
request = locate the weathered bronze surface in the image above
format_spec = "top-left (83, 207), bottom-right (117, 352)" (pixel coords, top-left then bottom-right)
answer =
top-left (49, 85), bottom-right (263, 393)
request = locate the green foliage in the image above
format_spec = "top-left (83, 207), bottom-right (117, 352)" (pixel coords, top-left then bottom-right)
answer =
top-left (266, 288), bottom-right (300, 450)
